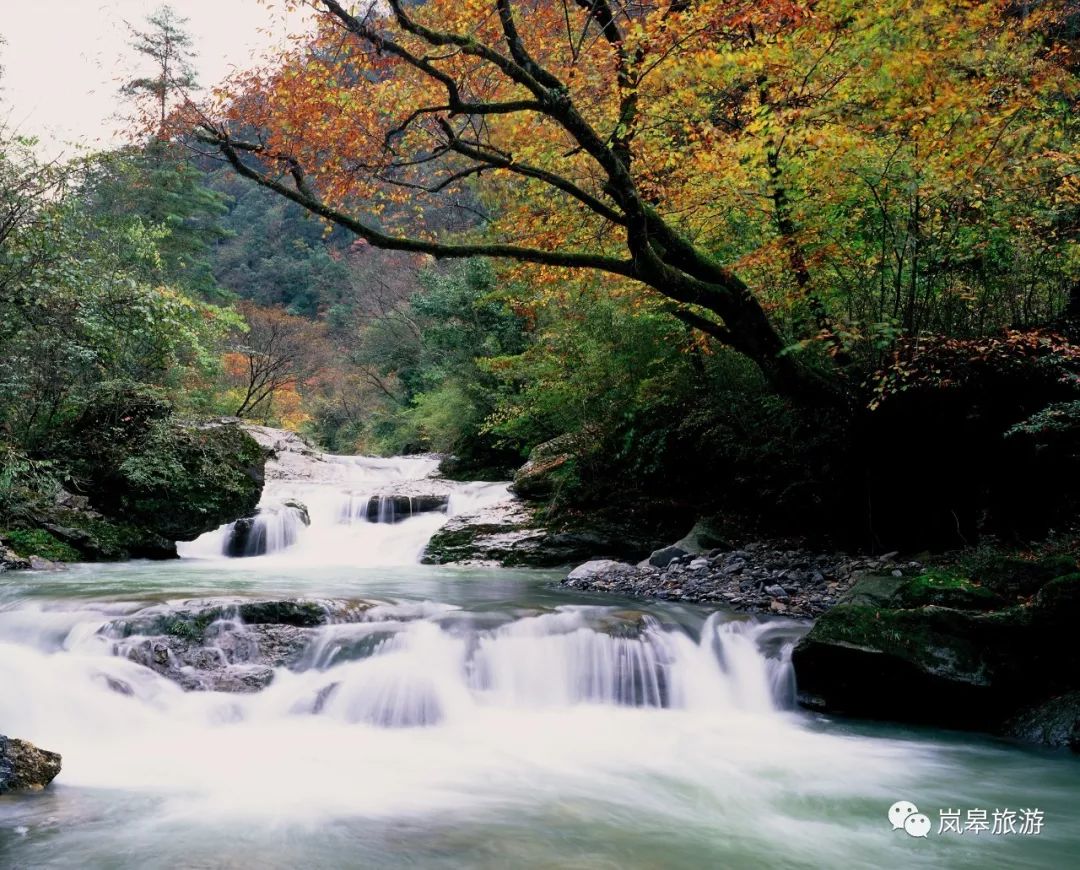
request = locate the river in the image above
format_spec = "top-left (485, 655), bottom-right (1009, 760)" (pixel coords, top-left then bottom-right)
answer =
top-left (1, 453), bottom-right (1077, 868)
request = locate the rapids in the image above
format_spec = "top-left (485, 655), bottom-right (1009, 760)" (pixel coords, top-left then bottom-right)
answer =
top-left (1, 451), bottom-right (1077, 868)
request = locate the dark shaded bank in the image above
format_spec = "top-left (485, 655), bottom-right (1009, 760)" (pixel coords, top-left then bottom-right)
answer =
top-left (1, 387), bottom-right (266, 565)
top-left (476, 326), bottom-right (1080, 558)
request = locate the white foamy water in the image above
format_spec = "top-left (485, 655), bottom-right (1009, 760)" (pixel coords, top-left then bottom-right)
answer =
top-left (2, 449), bottom-right (1078, 868)
top-left (178, 452), bottom-right (508, 567)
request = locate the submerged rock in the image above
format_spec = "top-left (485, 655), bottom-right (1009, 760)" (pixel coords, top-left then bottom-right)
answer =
top-left (792, 564), bottom-right (1080, 748)
top-left (104, 598), bottom-right (371, 693)
top-left (0, 736), bottom-right (62, 793)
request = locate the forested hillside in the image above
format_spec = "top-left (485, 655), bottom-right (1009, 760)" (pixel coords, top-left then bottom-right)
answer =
top-left (3, 0), bottom-right (1080, 554)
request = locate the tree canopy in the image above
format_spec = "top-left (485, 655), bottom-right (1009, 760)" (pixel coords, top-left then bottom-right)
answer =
top-left (192, 0), bottom-right (1079, 396)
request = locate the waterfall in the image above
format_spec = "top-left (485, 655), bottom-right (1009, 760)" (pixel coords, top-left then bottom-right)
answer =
top-left (178, 452), bottom-right (491, 563)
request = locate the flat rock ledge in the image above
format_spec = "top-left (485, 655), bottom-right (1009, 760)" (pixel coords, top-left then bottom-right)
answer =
top-left (562, 543), bottom-right (922, 617)
top-left (0, 736), bottom-right (62, 793)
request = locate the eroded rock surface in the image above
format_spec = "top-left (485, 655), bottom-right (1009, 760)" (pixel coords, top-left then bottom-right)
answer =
top-left (0, 736), bottom-right (62, 793)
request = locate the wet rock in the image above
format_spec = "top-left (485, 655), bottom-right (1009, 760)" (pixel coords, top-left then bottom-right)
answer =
top-left (281, 499), bottom-right (311, 526)
top-left (224, 516), bottom-right (259, 557)
top-left (1003, 692), bottom-right (1080, 751)
top-left (224, 501), bottom-right (310, 557)
top-left (28, 555), bottom-right (62, 571)
top-left (566, 559), bottom-right (642, 583)
top-left (103, 598), bottom-right (370, 693)
top-left (646, 545), bottom-right (687, 568)
top-left (97, 674), bottom-right (134, 696)
top-left (792, 570), bottom-right (1080, 743)
top-left (0, 736), bottom-right (62, 793)
top-left (0, 542), bottom-right (31, 572)
top-left (236, 600), bottom-right (328, 627)
top-left (423, 498), bottom-right (667, 568)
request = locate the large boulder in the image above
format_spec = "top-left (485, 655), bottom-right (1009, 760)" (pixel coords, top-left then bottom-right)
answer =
top-left (566, 559), bottom-right (642, 583)
top-left (792, 563), bottom-right (1080, 746)
top-left (0, 736), bottom-right (62, 793)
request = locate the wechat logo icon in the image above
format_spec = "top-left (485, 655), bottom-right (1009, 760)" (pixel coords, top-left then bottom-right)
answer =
top-left (889, 800), bottom-right (932, 838)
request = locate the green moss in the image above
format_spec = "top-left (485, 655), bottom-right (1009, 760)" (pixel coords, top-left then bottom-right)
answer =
top-left (112, 422), bottom-right (265, 541)
top-left (971, 554), bottom-right (1078, 598)
top-left (0, 529), bottom-right (80, 562)
top-left (808, 602), bottom-right (1031, 685)
top-left (421, 524), bottom-right (487, 564)
top-left (898, 570), bottom-right (1005, 610)
top-left (162, 616), bottom-right (206, 642)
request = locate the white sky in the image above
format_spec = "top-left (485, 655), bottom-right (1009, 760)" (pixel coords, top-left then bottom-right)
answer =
top-left (0, 0), bottom-right (312, 157)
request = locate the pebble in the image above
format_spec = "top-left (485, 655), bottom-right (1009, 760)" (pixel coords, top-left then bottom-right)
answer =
top-left (562, 540), bottom-right (922, 618)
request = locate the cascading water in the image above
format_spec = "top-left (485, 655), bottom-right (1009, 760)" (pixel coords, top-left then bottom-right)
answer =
top-left (2, 445), bottom-right (1078, 868)
top-left (179, 452), bottom-right (502, 565)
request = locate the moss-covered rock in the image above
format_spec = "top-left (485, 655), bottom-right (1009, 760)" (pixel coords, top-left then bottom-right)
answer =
top-left (895, 569), bottom-right (1007, 610)
top-left (509, 434), bottom-right (582, 501)
top-left (94, 420), bottom-right (267, 542)
top-left (972, 554), bottom-right (1078, 598)
top-left (1, 528), bottom-right (81, 563)
top-left (0, 541), bottom-right (33, 571)
top-left (793, 566), bottom-right (1080, 747)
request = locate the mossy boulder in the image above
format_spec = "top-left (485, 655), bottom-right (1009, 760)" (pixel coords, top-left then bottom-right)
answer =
top-left (1, 528), bottom-right (81, 563)
top-left (86, 420), bottom-right (267, 542)
top-left (509, 434), bottom-right (582, 501)
top-left (792, 567), bottom-right (1080, 745)
top-left (2, 387), bottom-right (268, 564)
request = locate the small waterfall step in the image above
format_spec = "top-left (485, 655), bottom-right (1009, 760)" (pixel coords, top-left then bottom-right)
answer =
top-left (359, 494), bottom-right (449, 524)
top-left (224, 501), bottom-right (311, 558)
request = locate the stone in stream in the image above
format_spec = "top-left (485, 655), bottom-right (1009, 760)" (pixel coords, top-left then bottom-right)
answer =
top-left (0, 736), bottom-right (62, 793)
top-left (103, 598), bottom-right (372, 693)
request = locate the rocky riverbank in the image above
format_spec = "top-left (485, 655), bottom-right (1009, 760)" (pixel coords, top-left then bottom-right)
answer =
top-left (561, 542), bottom-right (923, 618)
